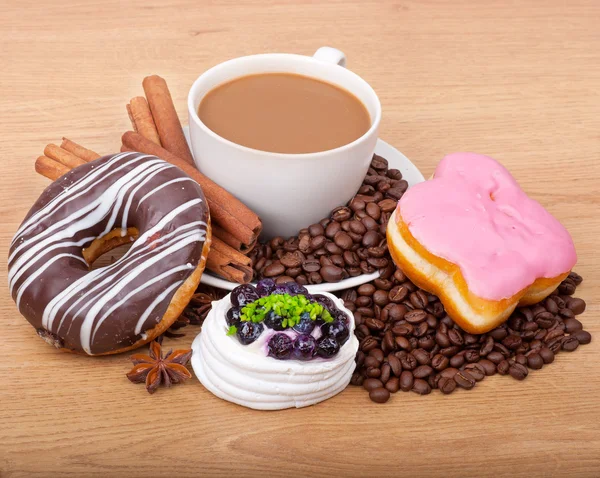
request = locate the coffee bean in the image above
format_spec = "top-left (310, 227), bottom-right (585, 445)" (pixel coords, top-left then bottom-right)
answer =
top-left (440, 346), bottom-right (460, 357)
top-left (365, 318), bottom-right (385, 331)
top-left (361, 216), bottom-right (378, 231)
top-left (572, 330), bottom-right (591, 345)
top-left (400, 353), bottom-right (417, 370)
top-left (566, 297), bottom-right (586, 315)
top-left (325, 221), bottom-right (341, 239)
top-left (380, 363), bottom-right (392, 383)
top-left (263, 261), bottom-right (285, 277)
top-left (413, 365), bottom-right (434, 379)
top-left (559, 279), bottom-right (576, 295)
top-left (357, 284), bottom-right (376, 296)
top-left (399, 371), bottom-right (414, 391)
top-left (320, 265), bottom-right (344, 282)
top-left (331, 206), bottom-right (352, 222)
top-left (412, 349), bottom-right (431, 365)
top-left (362, 230), bottom-right (381, 248)
top-left (479, 336), bottom-right (494, 356)
top-left (366, 366), bottom-right (381, 378)
top-left (563, 318), bottom-right (583, 334)
top-left (361, 336), bottom-right (378, 352)
top-left (363, 378), bottom-right (383, 392)
top-left (333, 231), bottom-right (353, 250)
top-left (488, 327), bottom-right (508, 341)
top-left (389, 285), bottom-right (408, 303)
top-left (514, 354), bottom-right (527, 366)
top-left (385, 377), bottom-right (400, 393)
top-left (301, 259), bottom-right (321, 273)
top-left (371, 155), bottom-right (388, 170)
top-left (431, 354), bottom-right (449, 371)
top-left (454, 371), bottom-right (476, 389)
top-left (280, 251), bottom-right (303, 268)
top-left (310, 235), bottom-right (326, 250)
top-left (463, 363), bottom-right (485, 381)
top-left (497, 360), bottom-right (510, 375)
top-left (562, 336), bottom-right (579, 352)
top-left (477, 359), bottom-right (496, 376)
top-left (387, 354), bottom-right (402, 376)
top-left (449, 354), bottom-right (465, 368)
top-left (411, 379), bottom-right (432, 395)
top-left (366, 202), bottom-right (381, 221)
top-left (539, 347), bottom-right (555, 364)
top-left (372, 290), bottom-right (390, 307)
top-left (410, 291), bottom-right (428, 309)
top-left (369, 387), bottom-right (390, 403)
top-left (508, 362), bottom-right (528, 380)
top-left (435, 331), bottom-right (451, 348)
top-left (464, 350), bottom-right (480, 363)
top-left (447, 329), bottom-right (464, 346)
top-left (405, 309), bottom-right (427, 324)
top-left (388, 304), bottom-right (407, 322)
top-left (438, 376), bottom-right (457, 394)
top-left (364, 356), bottom-right (380, 369)
top-left (527, 353), bottom-right (543, 370)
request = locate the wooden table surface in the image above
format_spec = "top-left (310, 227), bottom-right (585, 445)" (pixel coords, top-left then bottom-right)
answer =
top-left (1, 1), bottom-right (599, 476)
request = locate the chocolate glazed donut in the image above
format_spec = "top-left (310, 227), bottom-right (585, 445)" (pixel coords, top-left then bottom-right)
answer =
top-left (8, 152), bottom-right (211, 355)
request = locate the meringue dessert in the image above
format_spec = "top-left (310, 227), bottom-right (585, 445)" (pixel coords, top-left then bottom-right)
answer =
top-left (191, 280), bottom-right (359, 410)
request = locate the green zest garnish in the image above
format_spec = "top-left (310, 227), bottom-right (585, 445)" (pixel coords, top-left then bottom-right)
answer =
top-left (240, 293), bottom-right (333, 329)
top-left (226, 325), bottom-right (238, 336)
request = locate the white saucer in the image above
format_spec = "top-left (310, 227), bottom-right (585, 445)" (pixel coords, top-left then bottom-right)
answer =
top-left (182, 126), bottom-right (424, 293)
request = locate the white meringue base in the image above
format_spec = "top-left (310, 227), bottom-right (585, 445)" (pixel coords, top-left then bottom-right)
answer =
top-left (191, 291), bottom-right (359, 410)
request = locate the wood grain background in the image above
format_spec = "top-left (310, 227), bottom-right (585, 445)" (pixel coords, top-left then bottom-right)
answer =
top-left (1, 0), bottom-right (599, 476)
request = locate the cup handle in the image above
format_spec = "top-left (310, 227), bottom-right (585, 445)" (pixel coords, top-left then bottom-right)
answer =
top-left (313, 47), bottom-right (346, 68)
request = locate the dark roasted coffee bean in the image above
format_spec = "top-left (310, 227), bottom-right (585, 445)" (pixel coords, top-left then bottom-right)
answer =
top-left (389, 285), bottom-right (408, 303)
top-left (448, 329), bottom-right (464, 346)
top-left (488, 327), bottom-right (508, 341)
top-left (325, 221), bottom-right (341, 239)
top-left (378, 198), bottom-right (397, 213)
top-left (527, 353), bottom-right (543, 370)
top-left (331, 206), bottom-right (352, 222)
top-left (385, 377), bottom-right (400, 393)
top-left (366, 202), bottom-right (381, 221)
top-left (296, 274), bottom-right (308, 285)
top-left (275, 275), bottom-right (294, 285)
top-left (310, 235), bottom-right (326, 250)
top-left (361, 336), bottom-right (378, 352)
top-left (357, 283), bottom-right (376, 296)
top-left (463, 363), bottom-right (485, 382)
top-left (413, 322), bottom-right (428, 337)
top-left (320, 265), bottom-right (344, 282)
top-left (547, 337), bottom-right (564, 354)
top-left (395, 336), bottom-right (410, 350)
top-left (478, 359), bottom-right (496, 376)
top-left (440, 346), bottom-right (460, 357)
top-left (464, 350), bottom-right (480, 363)
top-left (497, 360), bottom-right (510, 375)
top-left (366, 366), bottom-right (381, 378)
top-left (362, 230), bottom-right (381, 248)
top-left (502, 335), bottom-right (522, 350)
top-left (514, 354), bottom-right (527, 366)
top-left (400, 371), bottom-right (414, 391)
top-left (435, 331), bottom-right (451, 348)
top-left (382, 331), bottom-right (395, 353)
top-left (449, 354), bottom-right (465, 368)
top-left (558, 279), bottom-right (576, 295)
top-left (301, 259), bottom-right (320, 273)
top-left (413, 365), bottom-right (434, 379)
top-left (438, 376), bottom-right (457, 394)
top-left (367, 257), bottom-right (389, 268)
top-left (454, 370), bottom-right (476, 389)
top-left (493, 342), bottom-right (511, 357)
top-left (431, 354), bottom-right (449, 371)
top-left (439, 367), bottom-right (459, 379)
top-left (369, 348), bottom-right (384, 363)
top-left (280, 251), bottom-right (303, 268)
top-left (372, 289), bottom-right (389, 307)
top-left (369, 387), bottom-right (390, 403)
top-left (572, 330), bottom-right (591, 345)
top-left (263, 261), bottom-right (285, 277)
top-left (364, 356), bottom-right (380, 369)
top-left (388, 304), bottom-right (408, 322)
top-left (559, 308), bottom-right (575, 319)
top-left (361, 216), bottom-right (379, 231)
top-left (400, 353), bottom-right (417, 370)
top-left (562, 336), bottom-right (579, 352)
top-left (411, 379), bottom-right (431, 395)
top-left (418, 335), bottom-right (436, 350)
top-left (563, 318), bottom-right (583, 334)
top-left (286, 267), bottom-right (302, 278)
top-left (509, 362), bottom-right (528, 380)
top-left (409, 290), bottom-right (428, 309)
top-left (387, 354), bottom-right (402, 376)
top-left (412, 349), bottom-right (431, 365)
top-left (308, 223), bottom-right (325, 237)
top-left (538, 347), bottom-right (555, 364)
top-left (479, 336), bottom-right (494, 356)
top-left (324, 242), bottom-right (342, 255)
top-left (365, 318), bottom-right (385, 331)
top-left (404, 309), bottom-right (427, 324)
top-left (544, 328), bottom-right (564, 343)
top-left (333, 231), bottom-right (353, 250)
top-left (380, 363), bottom-right (392, 383)
top-left (566, 297), bottom-right (586, 315)
top-left (363, 378), bottom-right (383, 392)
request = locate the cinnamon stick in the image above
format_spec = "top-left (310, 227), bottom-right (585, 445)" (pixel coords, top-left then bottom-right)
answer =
top-left (122, 131), bottom-right (261, 248)
top-left (212, 224), bottom-right (256, 253)
top-left (60, 138), bottom-right (100, 162)
top-left (44, 144), bottom-right (87, 169)
top-left (142, 75), bottom-right (194, 164)
top-left (35, 156), bottom-right (70, 181)
top-left (207, 237), bottom-right (253, 284)
top-left (127, 97), bottom-right (161, 146)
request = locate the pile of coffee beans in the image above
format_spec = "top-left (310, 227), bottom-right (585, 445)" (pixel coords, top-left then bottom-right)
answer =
top-left (248, 154), bottom-right (405, 285)
top-left (345, 270), bottom-right (590, 402)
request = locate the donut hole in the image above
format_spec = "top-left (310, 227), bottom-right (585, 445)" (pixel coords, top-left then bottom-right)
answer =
top-left (83, 227), bottom-right (139, 270)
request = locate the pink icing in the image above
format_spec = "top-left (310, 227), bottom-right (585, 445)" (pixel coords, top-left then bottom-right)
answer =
top-left (397, 153), bottom-right (577, 301)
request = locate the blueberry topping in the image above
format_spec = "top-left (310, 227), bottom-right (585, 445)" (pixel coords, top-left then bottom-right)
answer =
top-left (285, 282), bottom-right (309, 296)
top-left (256, 278), bottom-right (277, 297)
top-left (293, 334), bottom-right (316, 360)
top-left (231, 284), bottom-right (259, 308)
top-left (314, 294), bottom-right (336, 312)
top-left (226, 307), bottom-right (241, 326)
top-left (263, 310), bottom-right (286, 331)
top-left (236, 321), bottom-right (264, 345)
top-left (321, 319), bottom-right (349, 344)
top-left (267, 333), bottom-right (293, 360)
top-left (316, 336), bottom-right (340, 358)
top-left (292, 312), bottom-right (316, 334)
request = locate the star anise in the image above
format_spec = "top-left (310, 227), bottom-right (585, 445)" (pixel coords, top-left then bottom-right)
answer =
top-left (126, 341), bottom-right (192, 394)
top-left (186, 285), bottom-right (225, 324)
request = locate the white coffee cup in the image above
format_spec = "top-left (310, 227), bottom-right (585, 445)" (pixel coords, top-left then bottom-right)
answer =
top-left (187, 47), bottom-right (381, 239)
